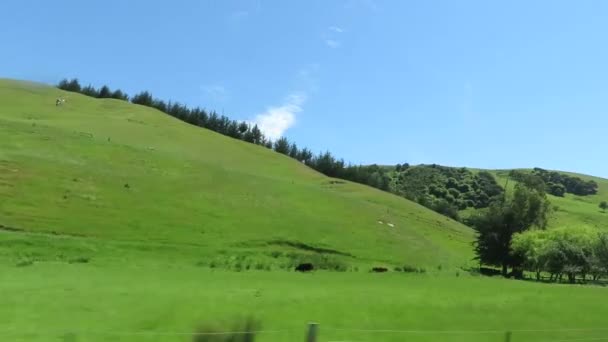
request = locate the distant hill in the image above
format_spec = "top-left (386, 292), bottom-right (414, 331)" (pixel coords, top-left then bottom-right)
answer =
top-left (0, 79), bottom-right (474, 270)
top-left (489, 169), bottom-right (608, 230)
top-left (384, 164), bottom-right (607, 231)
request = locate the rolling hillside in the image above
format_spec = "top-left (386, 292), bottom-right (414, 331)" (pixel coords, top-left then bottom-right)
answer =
top-left (0, 79), bottom-right (474, 269)
top-left (490, 169), bottom-right (608, 230)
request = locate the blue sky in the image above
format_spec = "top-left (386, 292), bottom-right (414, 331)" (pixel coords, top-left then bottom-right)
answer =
top-left (2, 0), bottom-right (607, 177)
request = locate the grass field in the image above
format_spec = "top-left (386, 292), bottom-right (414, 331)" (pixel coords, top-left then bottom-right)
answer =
top-left (3, 79), bottom-right (608, 342)
top-left (3, 260), bottom-right (608, 342)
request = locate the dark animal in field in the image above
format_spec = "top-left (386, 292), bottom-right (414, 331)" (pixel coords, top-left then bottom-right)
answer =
top-left (295, 263), bottom-right (314, 272)
top-left (371, 267), bottom-right (388, 273)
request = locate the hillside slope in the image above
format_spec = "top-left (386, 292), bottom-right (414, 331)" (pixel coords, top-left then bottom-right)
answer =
top-left (491, 170), bottom-right (608, 230)
top-left (0, 79), bottom-right (474, 268)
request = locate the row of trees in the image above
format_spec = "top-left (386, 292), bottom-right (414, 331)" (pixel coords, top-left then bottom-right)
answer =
top-left (58, 79), bottom-right (129, 101)
top-left (512, 227), bottom-right (608, 283)
top-left (57, 79), bottom-right (390, 191)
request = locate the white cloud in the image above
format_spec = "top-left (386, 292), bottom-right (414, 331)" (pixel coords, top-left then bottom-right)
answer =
top-left (325, 39), bottom-right (341, 48)
top-left (201, 85), bottom-right (228, 102)
top-left (329, 26), bottom-right (344, 33)
top-left (252, 93), bottom-right (306, 140)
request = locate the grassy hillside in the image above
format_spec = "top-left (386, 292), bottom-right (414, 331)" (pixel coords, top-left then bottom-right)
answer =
top-left (5, 79), bottom-right (608, 342)
top-left (0, 79), bottom-right (474, 269)
top-left (490, 170), bottom-right (608, 231)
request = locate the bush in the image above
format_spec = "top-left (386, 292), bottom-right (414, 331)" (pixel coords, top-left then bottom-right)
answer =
top-left (269, 251), bottom-right (282, 258)
top-left (68, 257), bottom-right (90, 264)
top-left (402, 265), bottom-right (418, 273)
top-left (16, 259), bottom-right (33, 267)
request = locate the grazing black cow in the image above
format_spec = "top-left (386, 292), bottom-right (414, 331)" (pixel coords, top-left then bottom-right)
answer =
top-left (371, 267), bottom-right (388, 273)
top-left (295, 263), bottom-right (314, 272)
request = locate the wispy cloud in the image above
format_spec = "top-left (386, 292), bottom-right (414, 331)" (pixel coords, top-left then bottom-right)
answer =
top-left (324, 39), bottom-right (341, 48)
top-left (252, 93), bottom-right (306, 140)
top-left (324, 25), bottom-right (344, 48)
top-left (201, 85), bottom-right (228, 102)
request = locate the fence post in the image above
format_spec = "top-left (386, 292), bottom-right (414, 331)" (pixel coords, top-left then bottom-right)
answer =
top-left (505, 331), bottom-right (512, 342)
top-left (306, 322), bottom-right (319, 342)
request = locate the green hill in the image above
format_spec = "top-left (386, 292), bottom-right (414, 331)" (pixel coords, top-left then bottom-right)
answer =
top-left (386, 164), bottom-right (607, 232)
top-left (0, 79), bottom-right (473, 269)
top-left (490, 169), bottom-right (608, 230)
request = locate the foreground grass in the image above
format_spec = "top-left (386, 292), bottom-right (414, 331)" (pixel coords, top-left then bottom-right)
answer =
top-left (2, 260), bottom-right (608, 342)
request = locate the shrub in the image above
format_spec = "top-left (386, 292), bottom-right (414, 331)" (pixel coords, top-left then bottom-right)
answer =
top-left (16, 259), bottom-right (33, 267)
top-left (68, 257), bottom-right (90, 264)
top-left (402, 265), bottom-right (418, 273)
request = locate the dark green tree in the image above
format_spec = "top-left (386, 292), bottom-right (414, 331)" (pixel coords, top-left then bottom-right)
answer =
top-left (288, 143), bottom-right (299, 159)
top-left (131, 91), bottom-right (154, 107)
top-left (273, 137), bottom-right (290, 155)
top-left (471, 182), bottom-right (550, 276)
top-left (600, 201), bottom-right (608, 213)
top-left (547, 182), bottom-right (566, 197)
top-left (297, 148), bottom-right (313, 164)
top-left (250, 125), bottom-right (263, 145)
top-left (238, 122), bottom-right (249, 135)
top-left (98, 85), bottom-right (112, 98)
top-left (59, 78), bottom-right (81, 92)
top-left (81, 85), bottom-right (99, 97)
top-left (110, 89), bottom-right (129, 101)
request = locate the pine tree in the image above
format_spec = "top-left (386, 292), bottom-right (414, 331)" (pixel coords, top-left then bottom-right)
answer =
top-left (111, 89), bottom-right (129, 101)
top-left (251, 125), bottom-right (263, 145)
top-left (288, 143), bottom-right (299, 159)
top-left (131, 91), bottom-right (154, 106)
top-left (273, 137), bottom-right (290, 155)
top-left (98, 85), bottom-right (112, 98)
top-left (81, 85), bottom-right (99, 97)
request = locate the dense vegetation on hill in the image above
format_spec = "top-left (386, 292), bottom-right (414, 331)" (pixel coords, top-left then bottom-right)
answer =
top-left (389, 164), bottom-right (504, 220)
top-left (510, 168), bottom-right (598, 197)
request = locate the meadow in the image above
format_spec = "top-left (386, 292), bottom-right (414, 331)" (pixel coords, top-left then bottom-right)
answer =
top-left (3, 256), bottom-right (608, 342)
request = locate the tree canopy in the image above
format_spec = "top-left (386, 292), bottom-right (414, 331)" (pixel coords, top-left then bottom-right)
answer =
top-left (470, 182), bottom-right (550, 276)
